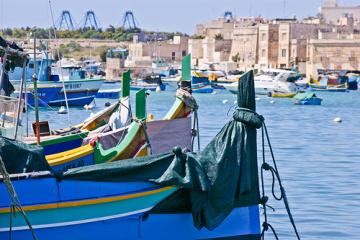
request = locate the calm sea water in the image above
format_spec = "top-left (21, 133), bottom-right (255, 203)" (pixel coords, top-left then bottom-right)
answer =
top-left (29, 85), bottom-right (360, 239)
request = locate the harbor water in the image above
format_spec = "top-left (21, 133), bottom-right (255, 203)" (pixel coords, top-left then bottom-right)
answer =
top-left (27, 87), bottom-right (360, 239)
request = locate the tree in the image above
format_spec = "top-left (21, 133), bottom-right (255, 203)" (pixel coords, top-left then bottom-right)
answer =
top-left (214, 34), bottom-right (224, 40)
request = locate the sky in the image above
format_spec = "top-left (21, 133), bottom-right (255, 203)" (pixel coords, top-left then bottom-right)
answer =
top-left (0, 0), bottom-right (359, 34)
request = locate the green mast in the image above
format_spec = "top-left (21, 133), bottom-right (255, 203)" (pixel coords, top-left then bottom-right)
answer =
top-left (181, 54), bottom-right (191, 81)
top-left (122, 70), bottom-right (131, 98)
top-left (135, 89), bottom-right (146, 120)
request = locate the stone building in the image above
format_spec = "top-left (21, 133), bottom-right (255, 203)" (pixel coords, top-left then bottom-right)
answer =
top-left (126, 36), bottom-right (188, 67)
top-left (258, 24), bottom-right (279, 69)
top-left (230, 26), bottom-right (258, 70)
top-left (319, 0), bottom-right (360, 25)
top-left (306, 39), bottom-right (360, 78)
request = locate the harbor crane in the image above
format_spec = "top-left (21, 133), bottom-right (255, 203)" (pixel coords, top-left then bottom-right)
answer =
top-left (81, 10), bottom-right (101, 30)
top-left (57, 10), bottom-right (77, 30)
top-left (122, 11), bottom-right (138, 30)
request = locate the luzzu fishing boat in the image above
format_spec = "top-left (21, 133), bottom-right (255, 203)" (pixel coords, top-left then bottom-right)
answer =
top-left (41, 56), bottom-right (197, 171)
top-left (0, 70), bottom-right (301, 240)
top-left (22, 71), bottom-right (133, 155)
top-left (0, 70), bottom-right (261, 240)
top-left (191, 71), bottom-right (214, 93)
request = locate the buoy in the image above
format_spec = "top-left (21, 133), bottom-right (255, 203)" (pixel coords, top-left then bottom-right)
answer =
top-left (155, 86), bottom-right (161, 92)
top-left (270, 100), bottom-right (275, 104)
top-left (333, 117), bottom-right (342, 123)
top-left (84, 104), bottom-right (94, 110)
top-left (148, 113), bottom-right (154, 121)
top-left (222, 100), bottom-right (228, 104)
top-left (58, 106), bottom-right (67, 114)
top-left (146, 90), bottom-right (152, 95)
top-left (105, 102), bottom-right (111, 107)
top-left (255, 97), bottom-right (261, 101)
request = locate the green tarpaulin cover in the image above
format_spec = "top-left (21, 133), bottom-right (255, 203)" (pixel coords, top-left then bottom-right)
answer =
top-left (0, 137), bottom-right (51, 174)
top-left (64, 71), bottom-right (261, 230)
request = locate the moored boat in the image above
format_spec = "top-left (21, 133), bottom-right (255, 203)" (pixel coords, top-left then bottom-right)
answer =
top-left (293, 92), bottom-right (322, 105)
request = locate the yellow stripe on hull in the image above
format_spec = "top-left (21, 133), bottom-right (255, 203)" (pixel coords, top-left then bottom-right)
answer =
top-left (0, 186), bottom-right (175, 214)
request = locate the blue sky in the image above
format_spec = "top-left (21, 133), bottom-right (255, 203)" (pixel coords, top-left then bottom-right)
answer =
top-left (0, 0), bottom-right (359, 34)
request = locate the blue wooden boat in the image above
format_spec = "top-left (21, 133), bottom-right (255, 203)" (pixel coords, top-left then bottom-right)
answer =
top-left (293, 92), bottom-right (322, 105)
top-left (15, 86), bottom-right (62, 107)
top-left (191, 76), bottom-right (214, 93)
top-left (9, 53), bottom-right (104, 107)
top-left (96, 88), bottom-right (121, 99)
top-left (0, 71), bottom-right (263, 239)
top-left (131, 75), bottom-right (166, 91)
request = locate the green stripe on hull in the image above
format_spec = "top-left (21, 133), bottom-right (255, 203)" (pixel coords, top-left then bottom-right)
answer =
top-left (38, 132), bottom-right (88, 147)
top-left (0, 188), bottom-right (177, 229)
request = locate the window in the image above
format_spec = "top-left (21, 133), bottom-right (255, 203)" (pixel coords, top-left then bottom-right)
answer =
top-left (172, 52), bottom-right (176, 61)
top-left (261, 49), bottom-right (266, 58)
top-left (282, 32), bottom-right (287, 41)
top-left (261, 33), bottom-right (266, 41)
top-left (281, 49), bottom-right (287, 58)
top-left (182, 50), bottom-right (187, 57)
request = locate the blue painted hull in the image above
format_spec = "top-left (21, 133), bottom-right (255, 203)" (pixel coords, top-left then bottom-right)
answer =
top-left (48, 92), bottom-right (96, 106)
top-left (96, 91), bottom-right (120, 99)
top-left (21, 87), bottom-right (62, 107)
top-left (294, 98), bottom-right (322, 105)
top-left (0, 177), bottom-right (261, 239)
top-left (42, 138), bottom-right (83, 155)
top-left (192, 84), bottom-right (214, 93)
top-left (130, 84), bottom-right (166, 91)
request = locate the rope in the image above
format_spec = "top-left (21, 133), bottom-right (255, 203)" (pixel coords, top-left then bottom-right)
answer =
top-left (0, 156), bottom-right (38, 240)
top-left (191, 109), bottom-right (200, 152)
top-left (135, 119), bottom-right (152, 155)
top-left (259, 119), bottom-right (301, 240)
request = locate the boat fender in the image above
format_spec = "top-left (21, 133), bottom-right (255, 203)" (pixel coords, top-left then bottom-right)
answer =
top-left (146, 90), bottom-right (151, 95)
top-left (105, 102), bottom-right (111, 107)
top-left (222, 100), bottom-right (228, 104)
top-left (148, 113), bottom-right (154, 121)
top-left (89, 136), bottom-right (99, 148)
top-left (156, 86), bottom-right (161, 92)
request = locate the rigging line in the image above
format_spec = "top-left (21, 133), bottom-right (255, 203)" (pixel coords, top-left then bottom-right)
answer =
top-left (48, 0), bottom-right (71, 126)
top-left (263, 122), bottom-right (301, 240)
top-left (0, 156), bottom-right (38, 240)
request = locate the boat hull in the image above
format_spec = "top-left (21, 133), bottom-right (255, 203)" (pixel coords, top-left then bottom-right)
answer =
top-left (0, 177), bottom-right (260, 240)
top-left (294, 98), bottom-right (322, 105)
top-left (12, 79), bottom-right (104, 106)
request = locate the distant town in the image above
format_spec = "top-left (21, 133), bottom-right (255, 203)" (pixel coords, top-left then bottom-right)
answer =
top-left (1, 0), bottom-right (360, 80)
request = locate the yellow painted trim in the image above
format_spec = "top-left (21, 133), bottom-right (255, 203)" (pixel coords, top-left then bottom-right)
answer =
top-left (0, 186), bottom-right (175, 214)
top-left (134, 145), bottom-right (149, 157)
top-left (163, 101), bottom-right (185, 120)
top-left (46, 144), bottom-right (94, 166)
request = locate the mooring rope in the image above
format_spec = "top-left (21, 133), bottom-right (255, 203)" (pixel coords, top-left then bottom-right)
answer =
top-left (260, 120), bottom-right (301, 240)
top-left (0, 156), bottom-right (38, 240)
